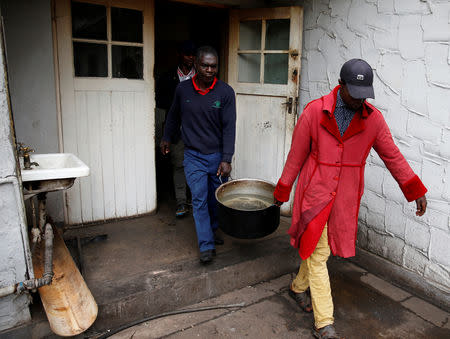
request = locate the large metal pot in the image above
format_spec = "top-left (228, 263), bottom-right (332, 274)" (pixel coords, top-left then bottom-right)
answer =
top-left (215, 178), bottom-right (280, 239)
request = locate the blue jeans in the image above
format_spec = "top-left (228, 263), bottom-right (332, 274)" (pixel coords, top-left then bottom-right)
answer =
top-left (184, 149), bottom-right (224, 253)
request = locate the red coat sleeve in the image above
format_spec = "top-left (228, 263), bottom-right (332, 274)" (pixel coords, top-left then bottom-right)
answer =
top-left (274, 110), bottom-right (312, 202)
top-left (372, 117), bottom-right (427, 202)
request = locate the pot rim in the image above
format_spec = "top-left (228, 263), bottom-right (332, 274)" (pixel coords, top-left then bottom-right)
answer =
top-left (215, 178), bottom-right (276, 209)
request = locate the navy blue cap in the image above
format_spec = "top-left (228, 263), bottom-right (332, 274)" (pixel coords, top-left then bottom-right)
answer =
top-left (340, 59), bottom-right (375, 99)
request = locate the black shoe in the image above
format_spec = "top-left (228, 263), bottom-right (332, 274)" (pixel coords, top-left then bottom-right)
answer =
top-left (214, 233), bottom-right (224, 245)
top-left (199, 250), bottom-right (215, 264)
top-left (313, 324), bottom-right (341, 339)
top-left (288, 287), bottom-right (313, 313)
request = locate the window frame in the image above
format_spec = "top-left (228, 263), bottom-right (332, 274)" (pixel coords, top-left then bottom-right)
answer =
top-left (237, 18), bottom-right (290, 85)
top-left (71, 0), bottom-right (144, 79)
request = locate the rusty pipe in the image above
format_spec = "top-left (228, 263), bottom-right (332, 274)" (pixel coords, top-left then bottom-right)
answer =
top-left (42, 223), bottom-right (54, 284)
top-left (27, 223), bottom-right (54, 289)
top-left (3, 223), bottom-right (55, 296)
top-left (38, 193), bottom-right (47, 231)
top-left (30, 196), bottom-right (41, 254)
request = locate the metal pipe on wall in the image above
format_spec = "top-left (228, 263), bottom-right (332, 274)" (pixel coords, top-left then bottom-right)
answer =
top-left (0, 223), bottom-right (54, 297)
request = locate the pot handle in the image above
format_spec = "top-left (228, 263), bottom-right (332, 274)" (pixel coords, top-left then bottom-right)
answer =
top-left (218, 175), bottom-right (234, 185)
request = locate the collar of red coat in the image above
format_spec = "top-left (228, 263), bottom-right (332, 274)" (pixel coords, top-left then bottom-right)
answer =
top-left (192, 75), bottom-right (217, 95)
top-left (320, 85), bottom-right (375, 142)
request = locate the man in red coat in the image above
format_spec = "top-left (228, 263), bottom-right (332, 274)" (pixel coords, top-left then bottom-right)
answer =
top-left (274, 59), bottom-right (427, 339)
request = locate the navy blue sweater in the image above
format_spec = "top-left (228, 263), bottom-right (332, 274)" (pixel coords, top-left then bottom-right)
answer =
top-left (163, 79), bottom-right (236, 163)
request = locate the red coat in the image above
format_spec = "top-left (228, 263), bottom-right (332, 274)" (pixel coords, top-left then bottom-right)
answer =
top-left (274, 86), bottom-right (427, 259)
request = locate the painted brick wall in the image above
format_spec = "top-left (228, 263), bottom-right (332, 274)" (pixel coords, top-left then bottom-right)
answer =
top-left (299, 0), bottom-right (449, 292)
top-left (0, 20), bottom-right (31, 330)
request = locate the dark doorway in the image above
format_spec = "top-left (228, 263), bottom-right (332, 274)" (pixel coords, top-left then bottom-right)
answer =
top-left (154, 0), bottom-right (228, 207)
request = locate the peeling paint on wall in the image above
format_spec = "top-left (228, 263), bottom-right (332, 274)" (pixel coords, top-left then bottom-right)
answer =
top-left (0, 15), bottom-right (31, 330)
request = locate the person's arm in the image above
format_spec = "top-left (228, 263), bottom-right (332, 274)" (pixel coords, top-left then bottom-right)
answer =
top-left (160, 86), bottom-right (181, 155)
top-left (217, 87), bottom-right (236, 176)
top-left (372, 117), bottom-right (427, 215)
top-left (273, 109), bottom-right (313, 204)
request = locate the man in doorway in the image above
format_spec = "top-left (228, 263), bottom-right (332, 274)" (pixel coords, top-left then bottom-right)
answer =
top-left (156, 40), bottom-right (196, 218)
top-left (161, 46), bottom-right (236, 264)
top-left (273, 59), bottom-right (427, 339)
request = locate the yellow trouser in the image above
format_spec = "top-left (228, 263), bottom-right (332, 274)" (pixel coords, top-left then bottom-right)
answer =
top-left (291, 224), bottom-right (334, 329)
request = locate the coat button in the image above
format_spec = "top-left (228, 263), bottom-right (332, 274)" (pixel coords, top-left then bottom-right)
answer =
top-left (333, 176), bottom-right (339, 180)
top-left (331, 192), bottom-right (336, 196)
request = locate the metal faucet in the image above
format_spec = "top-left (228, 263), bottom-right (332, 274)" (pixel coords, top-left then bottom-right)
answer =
top-left (17, 142), bottom-right (39, 170)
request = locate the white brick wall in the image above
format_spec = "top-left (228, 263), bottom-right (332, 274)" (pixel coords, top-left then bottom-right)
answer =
top-left (300, 0), bottom-right (450, 293)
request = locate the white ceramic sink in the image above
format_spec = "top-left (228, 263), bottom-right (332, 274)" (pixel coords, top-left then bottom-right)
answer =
top-left (21, 153), bottom-right (89, 182)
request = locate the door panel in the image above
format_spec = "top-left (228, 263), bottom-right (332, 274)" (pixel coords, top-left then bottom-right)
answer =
top-left (56, 0), bottom-right (156, 224)
top-left (228, 6), bottom-right (303, 215)
top-left (234, 95), bottom-right (285, 183)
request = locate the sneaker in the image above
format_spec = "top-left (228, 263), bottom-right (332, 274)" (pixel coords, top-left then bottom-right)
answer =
top-left (175, 204), bottom-right (188, 218)
top-left (199, 249), bottom-right (215, 264)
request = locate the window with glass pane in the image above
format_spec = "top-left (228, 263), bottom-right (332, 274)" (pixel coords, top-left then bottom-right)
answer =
top-left (239, 20), bottom-right (261, 50)
top-left (73, 42), bottom-right (108, 77)
top-left (112, 46), bottom-right (143, 79)
top-left (266, 19), bottom-right (290, 50)
top-left (238, 54), bottom-right (260, 83)
top-left (264, 53), bottom-right (288, 84)
top-left (71, 2), bottom-right (107, 40)
top-left (111, 7), bottom-right (143, 43)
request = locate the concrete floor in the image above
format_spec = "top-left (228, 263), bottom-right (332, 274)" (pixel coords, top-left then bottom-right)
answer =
top-left (65, 201), bottom-right (287, 285)
top-left (12, 200), bottom-right (300, 338)
top-left (62, 201), bottom-right (300, 332)
top-left (2, 199), bottom-right (449, 338)
top-left (111, 268), bottom-right (450, 339)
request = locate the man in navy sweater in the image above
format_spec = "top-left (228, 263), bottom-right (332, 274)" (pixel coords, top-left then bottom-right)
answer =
top-left (161, 46), bottom-right (236, 264)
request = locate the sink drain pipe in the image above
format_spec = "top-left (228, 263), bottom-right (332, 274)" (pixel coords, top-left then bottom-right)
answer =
top-left (95, 303), bottom-right (246, 339)
top-left (0, 223), bottom-right (54, 297)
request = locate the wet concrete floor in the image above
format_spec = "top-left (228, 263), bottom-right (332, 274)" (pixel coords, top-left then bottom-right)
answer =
top-left (3, 198), bottom-right (449, 339)
top-left (75, 199), bottom-right (449, 339)
top-left (109, 262), bottom-right (450, 339)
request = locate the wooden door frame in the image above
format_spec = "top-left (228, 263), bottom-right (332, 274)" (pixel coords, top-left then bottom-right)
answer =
top-left (227, 6), bottom-right (303, 215)
top-left (54, 0), bottom-right (155, 224)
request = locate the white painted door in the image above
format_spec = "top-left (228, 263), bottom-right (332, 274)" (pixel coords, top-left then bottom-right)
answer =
top-left (228, 7), bottom-right (303, 215)
top-left (56, 0), bottom-right (156, 224)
